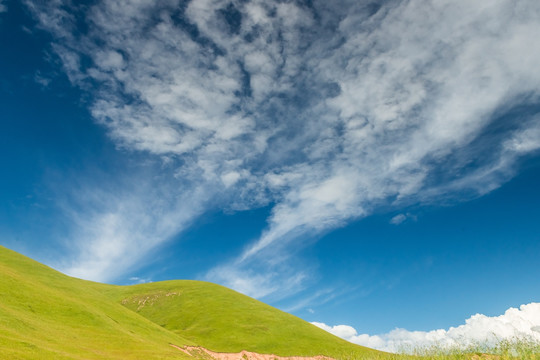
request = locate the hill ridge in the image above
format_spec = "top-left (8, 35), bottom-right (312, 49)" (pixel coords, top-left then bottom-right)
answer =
top-left (0, 245), bottom-right (382, 359)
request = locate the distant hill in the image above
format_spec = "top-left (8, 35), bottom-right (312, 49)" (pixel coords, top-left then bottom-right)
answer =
top-left (0, 245), bottom-right (383, 359)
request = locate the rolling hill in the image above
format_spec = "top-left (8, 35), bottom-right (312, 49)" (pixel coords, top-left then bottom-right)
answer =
top-left (0, 245), bottom-right (384, 359)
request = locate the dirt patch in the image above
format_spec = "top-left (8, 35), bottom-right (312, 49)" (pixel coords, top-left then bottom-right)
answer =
top-left (121, 291), bottom-right (180, 311)
top-left (171, 345), bottom-right (335, 360)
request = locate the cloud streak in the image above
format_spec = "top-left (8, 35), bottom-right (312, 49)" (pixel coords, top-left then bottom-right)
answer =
top-left (313, 302), bottom-right (540, 353)
top-left (26, 0), bottom-right (540, 292)
top-left (51, 168), bottom-right (210, 282)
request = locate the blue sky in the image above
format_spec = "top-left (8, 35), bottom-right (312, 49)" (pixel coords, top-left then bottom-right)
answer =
top-left (1, 0), bottom-right (540, 351)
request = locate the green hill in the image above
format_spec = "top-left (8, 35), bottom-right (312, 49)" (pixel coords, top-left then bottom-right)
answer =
top-left (0, 245), bottom-right (192, 359)
top-left (106, 280), bottom-right (381, 358)
top-left (0, 245), bottom-right (384, 359)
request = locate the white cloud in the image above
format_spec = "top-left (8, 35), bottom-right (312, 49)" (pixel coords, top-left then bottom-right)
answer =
top-left (54, 172), bottom-right (211, 282)
top-left (390, 214), bottom-right (406, 225)
top-left (0, 1), bottom-right (6, 13)
top-left (504, 117), bottom-right (540, 154)
top-left (25, 0), bottom-right (540, 293)
top-left (313, 303), bottom-right (540, 353)
top-left (390, 213), bottom-right (417, 225)
top-left (33, 71), bottom-right (51, 87)
top-left (203, 0), bottom-right (540, 296)
top-left (128, 276), bottom-right (151, 284)
top-left (94, 50), bottom-right (125, 70)
top-left (205, 259), bottom-right (309, 301)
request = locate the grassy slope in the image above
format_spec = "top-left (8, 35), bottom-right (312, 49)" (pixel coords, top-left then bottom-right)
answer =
top-left (106, 280), bottom-right (382, 358)
top-left (0, 245), bottom-right (384, 359)
top-left (0, 245), bottom-right (191, 360)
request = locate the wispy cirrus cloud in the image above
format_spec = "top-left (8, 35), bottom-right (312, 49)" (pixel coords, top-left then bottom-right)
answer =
top-left (26, 0), bottom-right (540, 294)
top-left (50, 166), bottom-right (211, 282)
top-left (313, 302), bottom-right (540, 353)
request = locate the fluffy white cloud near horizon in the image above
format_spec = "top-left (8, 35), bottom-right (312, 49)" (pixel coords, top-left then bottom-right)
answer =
top-left (25, 0), bottom-right (540, 296)
top-left (313, 303), bottom-right (540, 353)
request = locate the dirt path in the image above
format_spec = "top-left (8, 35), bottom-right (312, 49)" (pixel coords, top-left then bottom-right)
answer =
top-left (170, 345), bottom-right (335, 360)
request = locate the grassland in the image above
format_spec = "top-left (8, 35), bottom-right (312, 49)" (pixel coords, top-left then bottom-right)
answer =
top-left (0, 245), bottom-right (195, 359)
top-left (1, 244), bottom-right (538, 360)
top-left (104, 279), bottom-right (384, 358)
top-left (0, 245), bottom-right (379, 359)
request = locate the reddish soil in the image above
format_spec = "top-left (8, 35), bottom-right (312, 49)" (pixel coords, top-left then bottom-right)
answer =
top-left (170, 345), bottom-right (335, 360)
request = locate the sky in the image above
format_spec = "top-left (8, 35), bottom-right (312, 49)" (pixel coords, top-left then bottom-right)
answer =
top-left (1, 0), bottom-right (540, 352)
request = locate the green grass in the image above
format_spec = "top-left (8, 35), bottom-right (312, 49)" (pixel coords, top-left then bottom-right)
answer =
top-left (4, 244), bottom-right (537, 360)
top-left (0, 245), bottom-right (381, 359)
top-left (104, 280), bottom-right (381, 358)
top-left (0, 245), bottom-right (193, 359)
top-left (401, 338), bottom-right (540, 359)
top-left (338, 338), bottom-right (540, 360)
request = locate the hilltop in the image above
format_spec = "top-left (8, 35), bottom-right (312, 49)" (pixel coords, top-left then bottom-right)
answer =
top-left (0, 245), bottom-right (382, 359)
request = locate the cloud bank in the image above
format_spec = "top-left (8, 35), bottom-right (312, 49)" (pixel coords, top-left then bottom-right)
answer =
top-left (26, 0), bottom-right (540, 293)
top-left (313, 302), bottom-right (540, 353)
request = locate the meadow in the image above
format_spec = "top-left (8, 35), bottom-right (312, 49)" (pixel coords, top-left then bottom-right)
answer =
top-left (1, 244), bottom-right (538, 360)
top-left (338, 338), bottom-right (540, 359)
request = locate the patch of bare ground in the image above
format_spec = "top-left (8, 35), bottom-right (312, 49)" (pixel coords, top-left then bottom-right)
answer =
top-left (170, 345), bottom-right (335, 360)
top-left (121, 292), bottom-right (180, 311)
